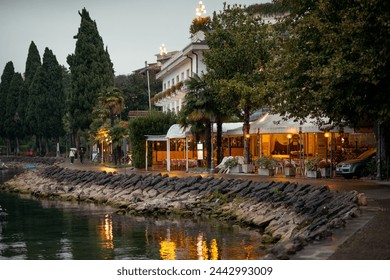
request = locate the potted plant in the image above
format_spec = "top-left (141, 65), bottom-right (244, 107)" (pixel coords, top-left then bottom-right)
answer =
top-left (284, 161), bottom-right (296, 177)
top-left (256, 156), bottom-right (276, 176)
top-left (224, 157), bottom-right (241, 173)
top-left (319, 159), bottom-right (331, 178)
top-left (305, 157), bottom-right (320, 178)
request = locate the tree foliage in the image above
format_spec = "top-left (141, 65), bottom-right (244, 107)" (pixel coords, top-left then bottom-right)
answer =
top-left (0, 62), bottom-right (15, 141)
top-left (267, 0), bottom-right (390, 128)
top-left (128, 111), bottom-right (177, 168)
top-left (67, 8), bottom-right (114, 137)
top-left (26, 48), bottom-right (65, 154)
top-left (204, 4), bottom-right (270, 163)
top-left (115, 71), bottom-right (161, 114)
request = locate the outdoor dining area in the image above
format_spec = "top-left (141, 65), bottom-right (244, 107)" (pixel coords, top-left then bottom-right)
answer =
top-left (145, 113), bottom-right (376, 177)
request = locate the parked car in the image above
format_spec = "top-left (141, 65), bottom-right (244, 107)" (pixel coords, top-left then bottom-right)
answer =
top-left (336, 149), bottom-right (376, 179)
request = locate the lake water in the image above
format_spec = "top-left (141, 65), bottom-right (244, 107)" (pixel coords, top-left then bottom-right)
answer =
top-left (0, 170), bottom-right (266, 260)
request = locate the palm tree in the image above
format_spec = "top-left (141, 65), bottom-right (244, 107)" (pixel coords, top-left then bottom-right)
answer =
top-left (179, 74), bottom-right (226, 169)
top-left (94, 86), bottom-right (125, 164)
top-left (96, 86), bottom-right (125, 127)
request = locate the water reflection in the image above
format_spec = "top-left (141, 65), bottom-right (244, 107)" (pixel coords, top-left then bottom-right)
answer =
top-left (156, 224), bottom-right (265, 260)
top-left (0, 191), bottom-right (267, 260)
top-left (98, 214), bottom-right (114, 249)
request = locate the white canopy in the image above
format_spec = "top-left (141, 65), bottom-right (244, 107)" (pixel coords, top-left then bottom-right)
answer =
top-left (166, 122), bottom-right (244, 139)
top-left (166, 124), bottom-right (191, 139)
top-left (226, 113), bottom-right (354, 135)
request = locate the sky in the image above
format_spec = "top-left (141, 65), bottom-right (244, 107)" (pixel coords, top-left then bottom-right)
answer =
top-left (0, 0), bottom-right (269, 76)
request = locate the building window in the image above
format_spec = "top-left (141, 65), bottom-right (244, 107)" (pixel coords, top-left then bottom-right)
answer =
top-left (176, 75), bottom-right (179, 84)
top-left (167, 81), bottom-right (170, 88)
top-left (181, 72), bottom-right (184, 81)
top-left (172, 78), bottom-right (175, 86)
top-left (163, 83), bottom-right (166, 91)
top-left (186, 69), bottom-right (190, 78)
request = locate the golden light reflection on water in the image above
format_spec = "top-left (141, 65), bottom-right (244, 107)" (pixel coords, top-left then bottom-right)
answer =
top-left (158, 227), bottom-right (263, 260)
top-left (98, 214), bottom-right (114, 249)
top-left (159, 229), bottom-right (176, 260)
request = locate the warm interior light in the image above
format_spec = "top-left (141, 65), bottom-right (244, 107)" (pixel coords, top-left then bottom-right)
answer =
top-left (324, 132), bottom-right (330, 138)
top-left (246, 134), bottom-right (251, 139)
top-left (287, 134), bottom-right (292, 139)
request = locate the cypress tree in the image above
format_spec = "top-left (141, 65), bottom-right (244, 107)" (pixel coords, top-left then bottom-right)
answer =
top-left (67, 8), bottom-right (114, 144)
top-left (20, 42), bottom-right (41, 139)
top-left (24, 41), bottom-right (41, 86)
top-left (5, 73), bottom-right (24, 154)
top-left (27, 48), bottom-right (65, 155)
top-left (0, 62), bottom-right (15, 151)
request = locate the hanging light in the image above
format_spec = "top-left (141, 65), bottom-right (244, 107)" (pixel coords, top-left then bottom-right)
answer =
top-left (196, 0), bottom-right (206, 18)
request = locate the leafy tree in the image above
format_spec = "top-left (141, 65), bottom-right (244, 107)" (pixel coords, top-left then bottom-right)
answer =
top-left (267, 0), bottom-right (390, 176)
top-left (128, 111), bottom-right (177, 168)
top-left (204, 4), bottom-right (270, 164)
top-left (0, 61), bottom-right (15, 154)
top-left (92, 86), bottom-right (125, 164)
top-left (189, 16), bottom-right (211, 35)
top-left (115, 71), bottom-right (162, 114)
top-left (67, 8), bottom-right (114, 146)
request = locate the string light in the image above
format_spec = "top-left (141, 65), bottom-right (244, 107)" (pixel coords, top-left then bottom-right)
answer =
top-left (196, 0), bottom-right (206, 18)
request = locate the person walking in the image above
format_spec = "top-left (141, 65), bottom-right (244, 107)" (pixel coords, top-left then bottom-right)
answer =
top-left (69, 149), bottom-right (75, 164)
top-left (79, 147), bottom-right (85, 164)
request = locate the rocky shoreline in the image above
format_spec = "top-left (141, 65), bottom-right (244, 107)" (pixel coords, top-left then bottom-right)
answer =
top-left (1, 159), bottom-right (366, 259)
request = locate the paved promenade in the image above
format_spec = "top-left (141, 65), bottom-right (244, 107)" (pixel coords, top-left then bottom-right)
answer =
top-left (60, 160), bottom-right (390, 260)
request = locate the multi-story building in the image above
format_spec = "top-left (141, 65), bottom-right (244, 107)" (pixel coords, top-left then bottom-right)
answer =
top-left (152, 31), bottom-right (208, 114)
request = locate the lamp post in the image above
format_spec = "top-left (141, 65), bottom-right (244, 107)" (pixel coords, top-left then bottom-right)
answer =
top-left (145, 61), bottom-right (151, 110)
top-left (324, 132), bottom-right (329, 164)
top-left (287, 133), bottom-right (292, 164)
top-left (210, 116), bottom-right (215, 174)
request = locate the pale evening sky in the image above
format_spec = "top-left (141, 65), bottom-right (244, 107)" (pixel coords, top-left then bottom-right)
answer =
top-left (0, 0), bottom-right (269, 76)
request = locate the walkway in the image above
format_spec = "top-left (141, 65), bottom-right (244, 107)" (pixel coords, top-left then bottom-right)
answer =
top-left (59, 160), bottom-right (390, 259)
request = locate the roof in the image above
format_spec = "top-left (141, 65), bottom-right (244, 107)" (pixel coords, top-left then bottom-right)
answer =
top-left (166, 124), bottom-right (191, 139)
top-left (145, 135), bottom-right (167, 142)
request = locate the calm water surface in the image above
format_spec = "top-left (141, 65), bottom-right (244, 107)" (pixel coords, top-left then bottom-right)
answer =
top-left (0, 170), bottom-right (266, 260)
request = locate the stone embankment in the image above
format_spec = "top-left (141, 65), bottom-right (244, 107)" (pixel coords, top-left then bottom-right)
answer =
top-left (2, 165), bottom-right (366, 259)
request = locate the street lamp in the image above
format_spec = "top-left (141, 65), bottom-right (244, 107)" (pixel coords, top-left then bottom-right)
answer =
top-left (287, 134), bottom-right (292, 163)
top-left (145, 61), bottom-right (151, 110)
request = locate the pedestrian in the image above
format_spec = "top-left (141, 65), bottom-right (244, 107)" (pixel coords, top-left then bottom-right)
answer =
top-left (69, 149), bottom-right (75, 164)
top-left (79, 147), bottom-right (85, 164)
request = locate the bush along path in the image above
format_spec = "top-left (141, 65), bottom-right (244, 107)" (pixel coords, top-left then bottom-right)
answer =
top-left (2, 165), bottom-right (366, 259)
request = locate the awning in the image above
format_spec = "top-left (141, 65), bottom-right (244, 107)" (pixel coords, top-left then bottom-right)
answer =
top-left (166, 124), bottom-right (191, 139)
top-left (225, 113), bottom-right (355, 135)
top-left (145, 135), bottom-right (167, 141)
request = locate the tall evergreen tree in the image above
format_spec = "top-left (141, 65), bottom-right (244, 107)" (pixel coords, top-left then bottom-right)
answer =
top-left (0, 62), bottom-right (15, 153)
top-left (67, 8), bottom-right (114, 145)
top-left (24, 41), bottom-right (41, 86)
top-left (27, 48), bottom-right (65, 155)
top-left (5, 73), bottom-right (24, 154)
top-left (20, 41), bottom-right (41, 139)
